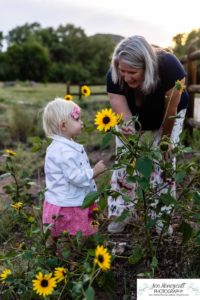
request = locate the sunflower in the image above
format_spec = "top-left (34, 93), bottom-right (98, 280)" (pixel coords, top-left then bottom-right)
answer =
top-left (64, 94), bottom-right (73, 101)
top-left (32, 272), bottom-right (57, 297)
top-left (94, 245), bottom-right (111, 271)
top-left (94, 108), bottom-right (118, 132)
top-left (4, 149), bottom-right (16, 156)
top-left (0, 269), bottom-right (12, 284)
top-left (175, 80), bottom-right (184, 95)
top-left (11, 202), bottom-right (23, 211)
top-left (81, 85), bottom-right (91, 97)
top-left (54, 267), bottom-right (67, 283)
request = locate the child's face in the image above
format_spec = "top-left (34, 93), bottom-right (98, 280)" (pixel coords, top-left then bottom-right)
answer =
top-left (61, 114), bottom-right (83, 139)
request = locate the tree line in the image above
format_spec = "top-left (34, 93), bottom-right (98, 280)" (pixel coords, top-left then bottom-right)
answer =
top-left (0, 23), bottom-right (117, 83)
top-left (0, 23), bottom-right (200, 83)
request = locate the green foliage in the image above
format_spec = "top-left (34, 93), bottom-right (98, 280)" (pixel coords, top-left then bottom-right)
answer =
top-left (1, 22), bottom-right (115, 82)
top-left (5, 41), bottom-right (51, 82)
top-left (93, 115), bottom-right (200, 274)
top-left (172, 28), bottom-right (200, 82)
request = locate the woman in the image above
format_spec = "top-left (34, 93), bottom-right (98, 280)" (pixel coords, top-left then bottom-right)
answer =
top-left (107, 35), bottom-right (189, 233)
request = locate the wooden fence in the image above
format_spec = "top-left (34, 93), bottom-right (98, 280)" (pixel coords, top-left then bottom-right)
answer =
top-left (66, 81), bottom-right (106, 100)
top-left (180, 46), bottom-right (200, 132)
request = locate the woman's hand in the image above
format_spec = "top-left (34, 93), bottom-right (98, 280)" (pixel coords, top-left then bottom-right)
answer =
top-left (159, 136), bottom-right (173, 160)
top-left (120, 122), bottom-right (135, 135)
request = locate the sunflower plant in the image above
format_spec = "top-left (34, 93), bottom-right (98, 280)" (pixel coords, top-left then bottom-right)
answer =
top-left (82, 86), bottom-right (200, 273)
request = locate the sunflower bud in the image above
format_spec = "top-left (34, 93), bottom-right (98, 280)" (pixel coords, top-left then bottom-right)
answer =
top-left (160, 141), bottom-right (170, 152)
top-left (130, 158), bottom-right (136, 168)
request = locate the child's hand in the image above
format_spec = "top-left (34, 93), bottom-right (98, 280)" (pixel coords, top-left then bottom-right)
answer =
top-left (93, 160), bottom-right (107, 178)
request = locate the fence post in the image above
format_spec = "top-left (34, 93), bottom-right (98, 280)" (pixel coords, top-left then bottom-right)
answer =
top-left (185, 46), bottom-right (197, 136)
top-left (66, 81), bottom-right (71, 95)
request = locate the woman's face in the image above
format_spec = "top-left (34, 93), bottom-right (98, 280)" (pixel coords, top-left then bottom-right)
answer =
top-left (118, 61), bottom-right (145, 88)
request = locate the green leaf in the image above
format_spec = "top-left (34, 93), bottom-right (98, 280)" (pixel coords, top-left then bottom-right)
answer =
top-left (136, 157), bottom-right (153, 178)
top-left (137, 177), bottom-right (149, 189)
top-left (145, 219), bottom-right (157, 228)
top-left (98, 194), bottom-right (107, 210)
top-left (23, 250), bottom-right (33, 260)
top-left (195, 235), bottom-right (200, 245)
top-left (62, 250), bottom-right (70, 260)
top-left (160, 193), bottom-right (176, 206)
top-left (150, 256), bottom-right (158, 269)
top-left (175, 171), bottom-right (186, 183)
top-left (85, 286), bottom-right (95, 300)
top-left (46, 257), bottom-right (58, 267)
top-left (193, 214), bottom-right (200, 220)
top-left (85, 125), bottom-right (95, 133)
top-left (101, 131), bottom-right (113, 149)
top-left (178, 221), bottom-right (193, 244)
top-left (126, 165), bottom-right (135, 175)
top-left (122, 194), bottom-right (132, 203)
top-left (128, 245), bottom-right (143, 264)
top-left (193, 191), bottom-right (200, 203)
top-left (81, 191), bottom-right (99, 208)
top-left (115, 209), bottom-right (130, 222)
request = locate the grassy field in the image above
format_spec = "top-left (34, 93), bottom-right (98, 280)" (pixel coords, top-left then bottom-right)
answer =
top-left (0, 82), bottom-right (114, 202)
top-left (0, 81), bottom-right (111, 145)
top-left (0, 81), bottom-right (108, 106)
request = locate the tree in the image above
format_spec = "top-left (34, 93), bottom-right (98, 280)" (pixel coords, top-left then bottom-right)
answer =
top-left (172, 29), bottom-right (200, 57)
top-left (6, 41), bottom-right (51, 81)
top-left (0, 31), bottom-right (3, 51)
top-left (6, 22), bottom-right (41, 46)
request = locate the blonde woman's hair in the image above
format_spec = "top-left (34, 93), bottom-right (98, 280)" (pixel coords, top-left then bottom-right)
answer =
top-left (111, 35), bottom-right (160, 94)
top-left (43, 98), bottom-right (80, 137)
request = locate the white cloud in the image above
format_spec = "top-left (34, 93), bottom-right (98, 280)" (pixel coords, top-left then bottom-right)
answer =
top-left (0, 0), bottom-right (199, 47)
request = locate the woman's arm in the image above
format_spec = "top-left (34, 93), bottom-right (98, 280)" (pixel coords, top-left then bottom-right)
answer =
top-left (108, 93), bottom-right (132, 121)
top-left (162, 77), bottom-right (185, 137)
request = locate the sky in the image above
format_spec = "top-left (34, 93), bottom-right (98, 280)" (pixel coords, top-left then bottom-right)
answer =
top-left (0, 0), bottom-right (200, 48)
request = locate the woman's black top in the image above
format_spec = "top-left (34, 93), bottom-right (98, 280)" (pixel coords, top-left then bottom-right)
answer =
top-left (106, 51), bottom-right (189, 130)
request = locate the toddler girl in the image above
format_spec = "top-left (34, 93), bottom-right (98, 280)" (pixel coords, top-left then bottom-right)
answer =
top-left (42, 98), bottom-right (106, 241)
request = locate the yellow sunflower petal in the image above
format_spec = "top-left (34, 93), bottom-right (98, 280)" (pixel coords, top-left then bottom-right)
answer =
top-left (11, 202), bottom-right (23, 210)
top-left (64, 94), bottom-right (73, 101)
top-left (54, 267), bottom-right (67, 283)
top-left (4, 149), bottom-right (16, 156)
top-left (81, 85), bottom-right (91, 97)
top-left (94, 108), bottom-right (118, 132)
top-left (0, 269), bottom-right (12, 282)
top-left (175, 80), bottom-right (184, 95)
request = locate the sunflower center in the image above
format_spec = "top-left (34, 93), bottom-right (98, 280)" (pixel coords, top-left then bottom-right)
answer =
top-left (102, 116), bottom-right (110, 124)
top-left (41, 279), bottom-right (48, 287)
top-left (98, 255), bottom-right (104, 263)
top-left (83, 89), bottom-right (87, 93)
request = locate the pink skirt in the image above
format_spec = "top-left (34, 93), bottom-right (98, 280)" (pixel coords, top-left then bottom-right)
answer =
top-left (42, 201), bottom-right (97, 237)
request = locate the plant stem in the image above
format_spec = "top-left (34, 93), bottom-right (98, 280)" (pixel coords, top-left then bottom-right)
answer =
top-left (142, 191), bottom-right (154, 259)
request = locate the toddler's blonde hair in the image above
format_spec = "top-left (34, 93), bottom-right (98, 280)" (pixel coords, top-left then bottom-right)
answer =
top-left (43, 97), bottom-right (80, 137)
